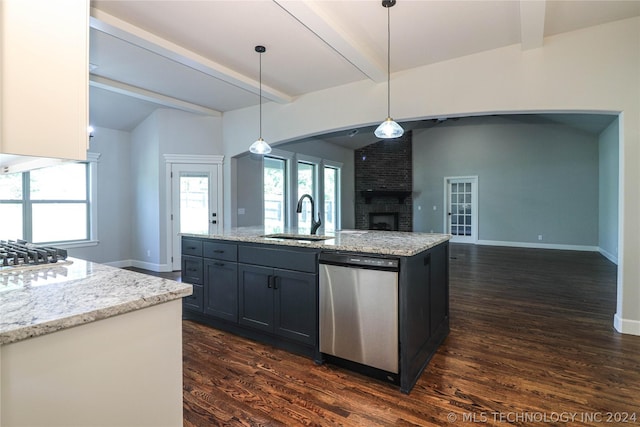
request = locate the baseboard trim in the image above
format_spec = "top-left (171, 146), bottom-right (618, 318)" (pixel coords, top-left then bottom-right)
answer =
top-left (101, 259), bottom-right (173, 273)
top-left (102, 260), bottom-right (133, 268)
top-left (476, 240), bottom-right (599, 252)
top-left (598, 247), bottom-right (618, 265)
top-left (614, 314), bottom-right (640, 336)
top-left (130, 260), bottom-right (173, 273)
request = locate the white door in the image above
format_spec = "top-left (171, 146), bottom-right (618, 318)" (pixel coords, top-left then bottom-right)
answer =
top-left (171, 164), bottom-right (219, 270)
top-left (444, 176), bottom-right (478, 243)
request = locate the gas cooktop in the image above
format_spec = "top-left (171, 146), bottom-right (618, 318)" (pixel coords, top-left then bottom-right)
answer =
top-left (0, 240), bottom-right (68, 269)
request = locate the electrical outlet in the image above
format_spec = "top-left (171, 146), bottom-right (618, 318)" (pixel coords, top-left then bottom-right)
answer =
top-left (433, 205), bottom-right (437, 211)
top-left (538, 235), bottom-right (543, 241)
top-left (147, 250), bottom-right (151, 257)
top-left (238, 208), bottom-right (245, 215)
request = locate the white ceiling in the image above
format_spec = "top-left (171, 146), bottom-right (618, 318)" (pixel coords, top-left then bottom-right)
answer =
top-left (88, 0), bottom-right (640, 140)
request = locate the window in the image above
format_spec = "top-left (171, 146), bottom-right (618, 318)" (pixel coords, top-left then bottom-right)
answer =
top-left (262, 152), bottom-right (341, 233)
top-left (323, 165), bottom-right (340, 232)
top-left (0, 162), bottom-right (92, 243)
top-left (297, 161), bottom-right (317, 234)
top-left (264, 156), bottom-right (287, 232)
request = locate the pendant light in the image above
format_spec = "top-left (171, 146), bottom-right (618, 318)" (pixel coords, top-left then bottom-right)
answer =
top-left (249, 45), bottom-right (272, 154)
top-left (374, 0), bottom-right (404, 139)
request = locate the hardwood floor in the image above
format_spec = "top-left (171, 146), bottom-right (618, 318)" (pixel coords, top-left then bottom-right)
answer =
top-left (180, 244), bottom-right (640, 426)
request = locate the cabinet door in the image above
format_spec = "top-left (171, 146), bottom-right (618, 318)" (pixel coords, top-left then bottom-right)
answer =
top-left (430, 243), bottom-right (449, 335)
top-left (204, 260), bottom-right (238, 323)
top-left (182, 256), bottom-right (203, 285)
top-left (183, 284), bottom-right (204, 313)
top-left (238, 264), bottom-right (273, 332)
top-left (273, 269), bottom-right (317, 345)
top-left (1, 0), bottom-right (88, 159)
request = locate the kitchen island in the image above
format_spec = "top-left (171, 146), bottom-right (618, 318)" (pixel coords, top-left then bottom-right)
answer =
top-left (182, 227), bottom-right (450, 393)
top-left (0, 258), bottom-right (192, 427)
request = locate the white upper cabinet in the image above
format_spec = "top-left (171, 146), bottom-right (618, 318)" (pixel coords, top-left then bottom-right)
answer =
top-left (0, 0), bottom-right (89, 160)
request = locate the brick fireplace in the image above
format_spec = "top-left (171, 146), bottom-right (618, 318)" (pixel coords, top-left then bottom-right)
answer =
top-left (354, 131), bottom-right (412, 231)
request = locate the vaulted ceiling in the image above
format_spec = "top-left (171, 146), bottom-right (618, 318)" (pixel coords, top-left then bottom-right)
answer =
top-left (89, 0), bottom-right (639, 138)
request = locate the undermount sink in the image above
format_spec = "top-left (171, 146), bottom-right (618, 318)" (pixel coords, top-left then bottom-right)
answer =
top-left (261, 233), bottom-right (332, 242)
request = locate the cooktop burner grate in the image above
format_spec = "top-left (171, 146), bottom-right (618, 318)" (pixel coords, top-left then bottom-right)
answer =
top-left (0, 240), bottom-right (68, 267)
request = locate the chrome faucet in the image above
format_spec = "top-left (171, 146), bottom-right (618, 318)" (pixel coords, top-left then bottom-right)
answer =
top-left (296, 194), bottom-right (322, 235)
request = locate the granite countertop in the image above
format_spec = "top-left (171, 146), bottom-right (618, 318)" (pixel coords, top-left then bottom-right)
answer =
top-left (0, 258), bottom-right (192, 345)
top-left (185, 226), bottom-right (451, 257)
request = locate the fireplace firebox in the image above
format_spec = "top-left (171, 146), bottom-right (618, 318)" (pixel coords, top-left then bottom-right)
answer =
top-left (369, 212), bottom-right (399, 231)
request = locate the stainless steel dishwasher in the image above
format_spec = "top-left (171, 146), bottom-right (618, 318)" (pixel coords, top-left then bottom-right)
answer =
top-left (319, 251), bottom-right (400, 374)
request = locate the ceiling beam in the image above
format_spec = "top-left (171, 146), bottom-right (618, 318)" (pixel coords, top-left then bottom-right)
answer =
top-left (89, 75), bottom-right (222, 117)
top-left (520, 0), bottom-right (546, 50)
top-left (274, 0), bottom-right (387, 83)
top-left (89, 8), bottom-right (293, 104)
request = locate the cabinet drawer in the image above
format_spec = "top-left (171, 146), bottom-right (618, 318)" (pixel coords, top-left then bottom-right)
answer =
top-left (183, 284), bottom-right (203, 312)
top-left (182, 238), bottom-right (203, 257)
top-left (238, 245), bottom-right (318, 273)
top-left (204, 241), bottom-right (237, 261)
top-left (182, 256), bottom-right (203, 285)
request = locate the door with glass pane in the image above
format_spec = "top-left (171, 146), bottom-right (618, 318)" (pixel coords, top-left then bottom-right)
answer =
top-left (445, 176), bottom-right (478, 243)
top-left (171, 164), bottom-right (218, 270)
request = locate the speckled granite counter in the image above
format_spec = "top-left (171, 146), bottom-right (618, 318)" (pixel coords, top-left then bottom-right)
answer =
top-left (0, 258), bottom-right (192, 345)
top-left (185, 226), bottom-right (450, 257)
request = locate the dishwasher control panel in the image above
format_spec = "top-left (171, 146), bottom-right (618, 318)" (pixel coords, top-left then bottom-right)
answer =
top-left (319, 252), bottom-right (399, 270)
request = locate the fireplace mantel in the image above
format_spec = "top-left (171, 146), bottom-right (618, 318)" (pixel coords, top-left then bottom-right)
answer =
top-left (360, 190), bottom-right (411, 204)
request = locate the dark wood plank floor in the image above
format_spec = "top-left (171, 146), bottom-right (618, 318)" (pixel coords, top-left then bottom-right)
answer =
top-left (177, 244), bottom-right (640, 426)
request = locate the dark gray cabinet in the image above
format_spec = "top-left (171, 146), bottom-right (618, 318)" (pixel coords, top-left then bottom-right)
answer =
top-left (182, 235), bottom-right (449, 393)
top-left (238, 264), bottom-right (316, 345)
top-left (181, 236), bottom-right (319, 356)
top-left (181, 238), bottom-right (205, 312)
top-left (204, 259), bottom-right (238, 322)
top-left (182, 237), bottom-right (237, 318)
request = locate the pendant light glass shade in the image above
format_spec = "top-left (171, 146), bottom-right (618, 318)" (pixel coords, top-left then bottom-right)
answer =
top-left (250, 45), bottom-right (272, 154)
top-left (376, 0), bottom-right (404, 139)
top-left (249, 137), bottom-right (271, 155)
top-left (374, 117), bottom-right (404, 139)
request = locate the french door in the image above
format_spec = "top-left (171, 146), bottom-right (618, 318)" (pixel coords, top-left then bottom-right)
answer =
top-left (444, 176), bottom-right (478, 243)
top-left (171, 163), bottom-right (219, 270)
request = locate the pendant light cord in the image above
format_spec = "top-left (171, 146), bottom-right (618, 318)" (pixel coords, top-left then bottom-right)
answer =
top-left (259, 51), bottom-right (262, 138)
top-left (386, 4), bottom-right (391, 118)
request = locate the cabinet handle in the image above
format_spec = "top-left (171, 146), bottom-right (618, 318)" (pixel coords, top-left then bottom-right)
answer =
top-left (214, 262), bottom-right (225, 267)
top-left (424, 254), bottom-right (431, 266)
top-left (267, 275), bottom-right (274, 289)
top-left (213, 250), bottom-right (224, 253)
top-left (187, 268), bottom-right (198, 272)
top-left (273, 277), bottom-right (278, 290)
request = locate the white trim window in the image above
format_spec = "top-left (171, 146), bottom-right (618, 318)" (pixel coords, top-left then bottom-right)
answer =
top-left (262, 151), bottom-right (342, 233)
top-left (323, 161), bottom-right (341, 233)
top-left (0, 156), bottom-right (99, 244)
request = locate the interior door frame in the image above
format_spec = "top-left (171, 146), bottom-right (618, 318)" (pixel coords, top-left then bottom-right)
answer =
top-left (165, 154), bottom-right (224, 271)
top-left (443, 176), bottom-right (478, 244)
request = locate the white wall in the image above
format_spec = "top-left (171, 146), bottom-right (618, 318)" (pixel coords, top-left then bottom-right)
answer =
top-left (599, 120), bottom-right (620, 263)
top-left (412, 116), bottom-right (600, 248)
top-left (68, 127), bottom-right (133, 264)
top-left (155, 109), bottom-right (222, 267)
top-left (73, 110), bottom-right (222, 270)
top-left (221, 18), bottom-right (640, 334)
top-left (131, 112), bottom-right (161, 268)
